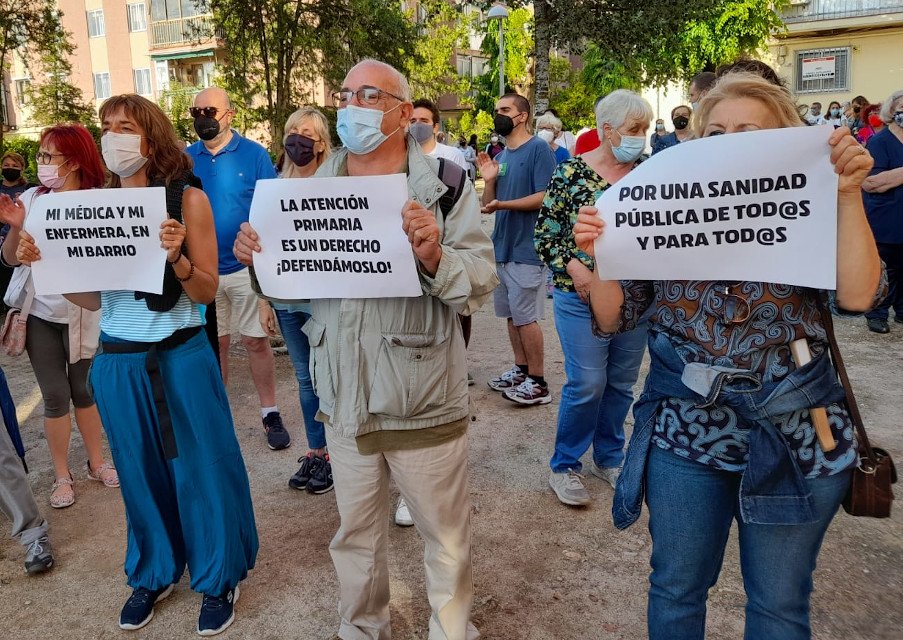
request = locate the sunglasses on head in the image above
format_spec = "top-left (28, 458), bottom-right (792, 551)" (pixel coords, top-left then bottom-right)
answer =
top-left (189, 106), bottom-right (223, 119)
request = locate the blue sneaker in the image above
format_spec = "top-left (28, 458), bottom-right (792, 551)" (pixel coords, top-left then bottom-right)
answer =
top-left (197, 585), bottom-right (239, 636)
top-left (119, 584), bottom-right (173, 630)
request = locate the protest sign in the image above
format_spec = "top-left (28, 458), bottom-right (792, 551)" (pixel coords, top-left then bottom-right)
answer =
top-left (594, 125), bottom-right (838, 289)
top-left (249, 174), bottom-right (422, 299)
top-left (25, 187), bottom-right (167, 295)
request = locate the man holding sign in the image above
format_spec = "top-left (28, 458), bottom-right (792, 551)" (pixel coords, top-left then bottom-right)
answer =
top-left (235, 59), bottom-right (497, 640)
top-left (574, 73), bottom-right (885, 640)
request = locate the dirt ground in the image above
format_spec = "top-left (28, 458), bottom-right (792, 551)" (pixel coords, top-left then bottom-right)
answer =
top-left (0, 216), bottom-right (901, 639)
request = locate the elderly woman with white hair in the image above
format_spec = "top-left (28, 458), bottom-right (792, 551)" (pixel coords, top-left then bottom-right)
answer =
top-left (534, 89), bottom-right (652, 506)
top-left (862, 88), bottom-right (903, 332)
top-left (535, 111), bottom-right (571, 164)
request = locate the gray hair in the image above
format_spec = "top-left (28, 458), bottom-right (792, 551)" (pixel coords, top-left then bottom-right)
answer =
top-left (354, 58), bottom-right (412, 102)
top-left (595, 89), bottom-right (653, 131)
top-left (535, 111), bottom-right (562, 132)
top-left (880, 90), bottom-right (903, 123)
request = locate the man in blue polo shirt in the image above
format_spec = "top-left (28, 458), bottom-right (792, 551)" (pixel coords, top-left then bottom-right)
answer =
top-left (186, 87), bottom-right (289, 450)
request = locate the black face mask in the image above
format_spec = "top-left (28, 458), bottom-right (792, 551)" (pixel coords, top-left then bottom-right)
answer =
top-left (672, 115), bottom-right (689, 130)
top-left (194, 116), bottom-right (221, 141)
top-left (284, 134), bottom-right (316, 167)
top-left (494, 113), bottom-right (516, 137)
top-left (1, 168), bottom-right (22, 182)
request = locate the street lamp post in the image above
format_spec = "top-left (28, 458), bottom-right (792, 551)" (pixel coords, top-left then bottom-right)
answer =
top-left (486, 4), bottom-right (509, 99)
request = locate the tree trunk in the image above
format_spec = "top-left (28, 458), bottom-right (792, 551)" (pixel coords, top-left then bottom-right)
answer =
top-left (533, 0), bottom-right (551, 115)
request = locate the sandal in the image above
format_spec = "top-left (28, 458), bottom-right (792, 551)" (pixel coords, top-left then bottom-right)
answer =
top-left (87, 461), bottom-right (120, 488)
top-left (50, 475), bottom-right (75, 509)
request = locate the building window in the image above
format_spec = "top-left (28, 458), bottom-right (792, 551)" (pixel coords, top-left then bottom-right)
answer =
top-left (794, 47), bottom-right (851, 94)
top-left (134, 68), bottom-right (153, 95)
top-left (87, 9), bottom-right (105, 37)
top-left (14, 79), bottom-right (31, 106)
top-left (94, 72), bottom-right (112, 99)
top-left (127, 3), bottom-right (147, 32)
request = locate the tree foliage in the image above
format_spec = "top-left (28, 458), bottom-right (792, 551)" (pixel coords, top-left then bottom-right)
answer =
top-left (471, 6), bottom-right (534, 113)
top-left (200, 0), bottom-right (417, 151)
top-left (159, 82), bottom-right (199, 143)
top-left (405, 0), bottom-right (473, 102)
top-left (0, 0), bottom-right (92, 142)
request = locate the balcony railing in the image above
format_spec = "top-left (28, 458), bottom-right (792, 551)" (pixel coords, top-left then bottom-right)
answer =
top-left (782, 0), bottom-right (903, 24)
top-left (150, 15), bottom-right (220, 48)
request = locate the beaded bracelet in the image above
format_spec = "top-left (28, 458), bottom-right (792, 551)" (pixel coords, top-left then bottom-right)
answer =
top-left (176, 260), bottom-right (195, 282)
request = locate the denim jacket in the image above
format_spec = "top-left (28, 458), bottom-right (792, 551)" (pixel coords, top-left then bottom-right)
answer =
top-left (613, 327), bottom-right (848, 530)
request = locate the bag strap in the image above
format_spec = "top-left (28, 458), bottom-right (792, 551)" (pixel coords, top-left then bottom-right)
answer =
top-left (436, 157), bottom-right (466, 219)
top-left (20, 278), bottom-right (35, 319)
top-left (815, 292), bottom-right (878, 468)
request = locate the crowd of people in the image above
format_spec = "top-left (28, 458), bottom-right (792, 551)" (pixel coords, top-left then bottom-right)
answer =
top-left (0, 54), bottom-right (899, 640)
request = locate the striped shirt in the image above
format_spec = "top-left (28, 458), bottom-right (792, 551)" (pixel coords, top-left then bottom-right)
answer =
top-left (100, 290), bottom-right (204, 342)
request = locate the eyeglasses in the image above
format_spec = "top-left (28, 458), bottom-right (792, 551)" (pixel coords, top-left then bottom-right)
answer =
top-left (332, 87), bottom-right (404, 107)
top-left (718, 281), bottom-right (751, 325)
top-left (189, 106), bottom-right (224, 119)
top-left (35, 151), bottom-right (65, 165)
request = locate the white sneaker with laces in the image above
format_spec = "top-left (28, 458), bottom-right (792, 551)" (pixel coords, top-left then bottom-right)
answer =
top-left (549, 470), bottom-right (591, 506)
top-left (590, 462), bottom-right (621, 489)
top-left (394, 497), bottom-right (414, 527)
top-left (488, 367), bottom-right (526, 391)
top-left (503, 377), bottom-right (552, 406)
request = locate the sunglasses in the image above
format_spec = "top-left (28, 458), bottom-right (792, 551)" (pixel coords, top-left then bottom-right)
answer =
top-left (189, 106), bottom-right (225, 119)
top-left (718, 281), bottom-right (751, 325)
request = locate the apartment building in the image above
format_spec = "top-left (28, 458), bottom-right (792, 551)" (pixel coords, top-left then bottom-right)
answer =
top-left (767, 0), bottom-right (903, 105)
top-left (3, 0), bottom-right (222, 136)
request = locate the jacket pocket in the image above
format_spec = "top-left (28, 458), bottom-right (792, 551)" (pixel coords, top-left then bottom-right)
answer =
top-left (368, 333), bottom-right (450, 419)
top-left (301, 318), bottom-right (335, 409)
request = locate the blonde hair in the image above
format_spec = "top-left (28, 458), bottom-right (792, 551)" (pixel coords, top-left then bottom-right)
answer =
top-left (691, 73), bottom-right (803, 138)
top-left (281, 107), bottom-right (332, 178)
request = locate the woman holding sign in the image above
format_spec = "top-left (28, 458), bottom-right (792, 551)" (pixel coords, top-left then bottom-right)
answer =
top-left (0, 124), bottom-right (117, 510)
top-left (573, 73), bottom-right (884, 640)
top-left (15, 95), bottom-right (258, 636)
top-left (258, 106), bottom-right (336, 495)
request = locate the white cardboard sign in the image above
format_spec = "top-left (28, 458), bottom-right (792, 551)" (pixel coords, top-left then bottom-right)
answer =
top-left (594, 125), bottom-right (838, 289)
top-left (26, 187), bottom-right (168, 295)
top-left (249, 174), bottom-right (422, 299)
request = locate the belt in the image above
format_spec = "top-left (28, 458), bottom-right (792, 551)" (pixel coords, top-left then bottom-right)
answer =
top-left (100, 326), bottom-right (202, 459)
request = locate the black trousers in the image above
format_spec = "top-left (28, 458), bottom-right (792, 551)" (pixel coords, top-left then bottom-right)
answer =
top-left (866, 242), bottom-right (903, 320)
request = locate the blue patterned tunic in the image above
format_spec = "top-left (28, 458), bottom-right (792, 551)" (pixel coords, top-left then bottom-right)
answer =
top-left (612, 280), bottom-right (887, 478)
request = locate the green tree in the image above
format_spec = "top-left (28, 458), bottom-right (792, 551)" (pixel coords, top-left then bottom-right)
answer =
top-left (0, 0), bottom-right (90, 142)
top-left (405, 0), bottom-right (473, 102)
top-left (449, 109), bottom-right (494, 146)
top-left (25, 46), bottom-right (94, 127)
top-left (159, 82), bottom-right (198, 143)
top-left (472, 6), bottom-right (534, 113)
top-left (200, 0), bottom-right (417, 153)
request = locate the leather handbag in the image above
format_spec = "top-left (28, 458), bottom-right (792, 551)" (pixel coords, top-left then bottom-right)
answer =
top-left (0, 280), bottom-right (34, 357)
top-left (818, 294), bottom-right (896, 518)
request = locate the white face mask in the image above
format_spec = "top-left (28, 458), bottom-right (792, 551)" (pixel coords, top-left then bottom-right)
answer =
top-left (102, 132), bottom-right (148, 178)
top-left (336, 103), bottom-right (401, 155)
top-left (537, 129), bottom-right (555, 143)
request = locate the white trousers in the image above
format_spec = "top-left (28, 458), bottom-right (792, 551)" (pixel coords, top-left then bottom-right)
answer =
top-left (327, 426), bottom-right (479, 640)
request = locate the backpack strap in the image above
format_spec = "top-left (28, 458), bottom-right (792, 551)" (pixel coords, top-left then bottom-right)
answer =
top-left (436, 157), bottom-right (466, 219)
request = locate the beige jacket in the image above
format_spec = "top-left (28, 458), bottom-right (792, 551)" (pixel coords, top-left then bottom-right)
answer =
top-left (255, 141), bottom-right (498, 438)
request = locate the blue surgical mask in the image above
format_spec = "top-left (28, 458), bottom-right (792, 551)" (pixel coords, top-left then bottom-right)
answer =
top-left (609, 130), bottom-right (645, 164)
top-left (830, 108), bottom-right (841, 117)
top-left (336, 103), bottom-right (401, 155)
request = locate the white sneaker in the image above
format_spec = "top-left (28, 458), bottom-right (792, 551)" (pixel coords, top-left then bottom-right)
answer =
top-left (548, 470), bottom-right (591, 506)
top-left (590, 462), bottom-right (621, 489)
top-left (394, 497), bottom-right (414, 527)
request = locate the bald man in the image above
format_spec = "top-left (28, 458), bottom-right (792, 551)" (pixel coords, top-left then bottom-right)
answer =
top-left (235, 59), bottom-right (496, 640)
top-left (185, 88), bottom-right (288, 451)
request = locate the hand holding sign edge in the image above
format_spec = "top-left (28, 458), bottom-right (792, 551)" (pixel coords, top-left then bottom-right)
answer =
top-left (401, 199), bottom-right (442, 277)
top-left (234, 221), bottom-right (261, 267)
top-left (574, 205), bottom-right (604, 259)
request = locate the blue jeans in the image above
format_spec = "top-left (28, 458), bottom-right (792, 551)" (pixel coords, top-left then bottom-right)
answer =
top-left (274, 309), bottom-right (326, 450)
top-left (645, 445), bottom-right (850, 640)
top-left (549, 289), bottom-right (647, 472)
